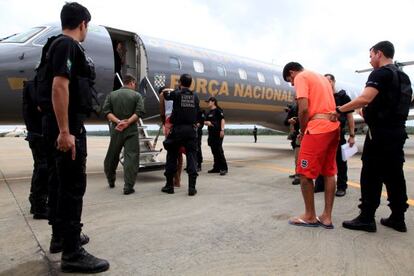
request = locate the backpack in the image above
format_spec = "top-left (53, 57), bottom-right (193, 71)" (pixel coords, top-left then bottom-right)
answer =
top-left (34, 35), bottom-right (66, 113)
top-left (384, 64), bottom-right (413, 122)
top-left (33, 35), bottom-right (100, 117)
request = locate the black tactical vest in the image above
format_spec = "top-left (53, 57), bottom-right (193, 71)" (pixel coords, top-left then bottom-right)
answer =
top-left (35, 35), bottom-right (97, 117)
top-left (364, 64), bottom-right (412, 128)
top-left (170, 88), bottom-right (199, 125)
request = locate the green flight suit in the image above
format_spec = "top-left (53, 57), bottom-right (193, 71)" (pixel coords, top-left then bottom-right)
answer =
top-left (102, 88), bottom-right (145, 191)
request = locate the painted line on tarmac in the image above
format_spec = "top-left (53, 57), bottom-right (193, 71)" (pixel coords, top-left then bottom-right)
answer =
top-left (3, 169), bottom-right (121, 182)
top-left (248, 161), bottom-right (414, 207)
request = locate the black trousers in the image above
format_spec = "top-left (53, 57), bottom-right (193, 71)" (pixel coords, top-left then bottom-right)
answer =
top-left (165, 125), bottom-right (198, 179)
top-left (359, 128), bottom-right (408, 219)
top-left (196, 128), bottom-right (203, 168)
top-left (336, 138), bottom-right (348, 190)
top-left (27, 133), bottom-right (48, 213)
top-left (208, 136), bottom-right (228, 171)
top-left (43, 114), bottom-right (87, 253)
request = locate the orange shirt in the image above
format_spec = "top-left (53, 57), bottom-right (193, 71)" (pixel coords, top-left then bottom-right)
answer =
top-left (294, 70), bottom-right (339, 134)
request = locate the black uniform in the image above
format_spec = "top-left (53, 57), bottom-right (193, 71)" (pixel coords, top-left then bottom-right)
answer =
top-left (358, 65), bottom-right (410, 220)
top-left (283, 104), bottom-right (299, 149)
top-left (22, 81), bottom-right (48, 218)
top-left (196, 110), bottom-right (205, 170)
top-left (315, 90), bottom-right (353, 191)
top-left (253, 126), bottom-right (258, 143)
top-left (41, 35), bottom-right (95, 254)
top-left (162, 88), bottom-right (200, 194)
top-left (206, 107), bottom-right (228, 173)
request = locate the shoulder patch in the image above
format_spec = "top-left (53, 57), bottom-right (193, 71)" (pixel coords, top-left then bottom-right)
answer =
top-left (66, 59), bottom-right (72, 71)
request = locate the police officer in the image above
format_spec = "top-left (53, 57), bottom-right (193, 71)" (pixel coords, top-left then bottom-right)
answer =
top-left (40, 2), bottom-right (109, 272)
top-left (161, 74), bottom-right (200, 196)
top-left (196, 109), bottom-right (206, 171)
top-left (205, 97), bottom-right (228, 175)
top-left (22, 81), bottom-right (48, 219)
top-left (253, 125), bottom-right (258, 143)
top-left (284, 103), bottom-right (300, 185)
top-left (103, 74), bottom-right (145, 195)
top-left (314, 74), bottom-right (355, 196)
top-left (337, 41), bottom-right (412, 233)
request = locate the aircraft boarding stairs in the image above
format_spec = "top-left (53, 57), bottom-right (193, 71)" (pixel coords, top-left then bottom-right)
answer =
top-left (119, 118), bottom-right (165, 172)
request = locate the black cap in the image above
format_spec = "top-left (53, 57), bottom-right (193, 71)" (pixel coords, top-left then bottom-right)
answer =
top-left (205, 96), bottom-right (217, 104)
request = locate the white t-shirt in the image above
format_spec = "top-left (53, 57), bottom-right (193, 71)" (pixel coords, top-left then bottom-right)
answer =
top-left (165, 100), bottom-right (173, 117)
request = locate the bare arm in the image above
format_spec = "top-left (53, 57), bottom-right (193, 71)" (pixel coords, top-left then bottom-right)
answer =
top-left (297, 98), bottom-right (309, 134)
top-left (52, 76), bottom-right (76, 160)
top-left (106, 113), bottom-right (120, 124)
top-left (346, 112), bottom-right (355, 146)
top-left (159, 92), bottom-right (166, 124)
top-left (220, 118), bottom-right (225, 138)
top-left (339, 87), bottom-right (379, 113)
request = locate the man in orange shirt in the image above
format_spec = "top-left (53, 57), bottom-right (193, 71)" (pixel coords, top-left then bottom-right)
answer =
top-left (283, 62), bottom-right (340, 229)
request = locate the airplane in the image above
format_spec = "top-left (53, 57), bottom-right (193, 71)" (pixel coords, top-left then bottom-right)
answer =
top-left (0, 22), bottom-right (365, 130)
top-left (0, 127), bottom-right (27, 137)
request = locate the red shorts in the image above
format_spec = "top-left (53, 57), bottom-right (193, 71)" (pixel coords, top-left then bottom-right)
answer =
top-left (297, 129), bottom-right (339, 179)
top-left (163, 117), bottom-right (186, 154)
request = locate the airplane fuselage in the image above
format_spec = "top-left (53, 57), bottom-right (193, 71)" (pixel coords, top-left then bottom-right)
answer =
top-left (0, 23), bottom-right (319, 131)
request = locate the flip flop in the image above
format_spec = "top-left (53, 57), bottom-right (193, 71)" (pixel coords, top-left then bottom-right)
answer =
top-left (316, 216), bottom-right (334, 229)
top-left (288, 217), bottom-right (319, 227)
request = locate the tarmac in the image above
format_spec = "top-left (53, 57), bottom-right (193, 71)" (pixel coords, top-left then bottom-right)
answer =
top-left (1, 135), bottom-right (414, 276)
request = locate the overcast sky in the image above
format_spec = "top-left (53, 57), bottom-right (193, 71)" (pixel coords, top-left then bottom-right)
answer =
top-left (1, 0), bottom-right (414, 87)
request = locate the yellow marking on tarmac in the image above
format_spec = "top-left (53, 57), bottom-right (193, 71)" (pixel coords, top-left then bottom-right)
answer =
top-left (249, 161), bottom-right (414, 207)
top-left (7, 77), bottom-right (27, 90)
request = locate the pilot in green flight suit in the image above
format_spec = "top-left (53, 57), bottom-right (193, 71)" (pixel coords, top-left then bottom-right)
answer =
top-left (102, 74), bottom-right (145, 194)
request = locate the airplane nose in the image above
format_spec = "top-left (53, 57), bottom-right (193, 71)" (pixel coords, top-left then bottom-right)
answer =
top-left (0, 43), bottom-right (41, 123)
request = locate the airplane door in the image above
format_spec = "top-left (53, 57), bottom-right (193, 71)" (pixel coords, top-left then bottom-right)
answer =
top-left (136, 34), bottom-right (148, 83)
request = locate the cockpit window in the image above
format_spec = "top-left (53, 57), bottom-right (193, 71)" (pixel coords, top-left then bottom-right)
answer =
top-left (1, 27), bottom-right (46, 43)
top-left (33, 29), bottom-right (61, 46)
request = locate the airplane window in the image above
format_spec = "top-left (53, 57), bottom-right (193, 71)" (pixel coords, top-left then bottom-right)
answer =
top-left (273, 75), bottom-right (281, 85)
top-left (193, 60), bottom-right (204, 73)
top-left (217, 65), bottom-right (226, 77)
top-left (1, 27), bottom-right (45, 43)
top-left (238, 69), bottom-right (247, 80)
top-left (33, 29), bottom-right (61, 46)
top-left (169, 57), bottom-right (181, 70)
top-left (257, 72), bottom-right (266, 83)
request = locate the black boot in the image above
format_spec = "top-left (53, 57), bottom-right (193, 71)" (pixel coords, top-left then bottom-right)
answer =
top-left (380, 213), bottom-right (407, 232)
top-left (161, 175), bottom-right (174, 194)
top-left (31, 198), bottom-right (49, 219)
top-left (188, 175), bottom-right (197, 196)
top-left (342, 214), bottom-right (377, 232)
top-left (32, 206), bottom-right (49, 220)
top-left (33, 210), bottom-right (49, 220)
top-left (50, 232), bottom-right (90, 254)
top-left (61, 247), bottom-right (110, 273)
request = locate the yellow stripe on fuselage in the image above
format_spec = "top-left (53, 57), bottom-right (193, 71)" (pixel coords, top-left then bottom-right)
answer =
top-left (7, 77), bottom-right (27, 91)
top-left (200, 101), bottom-right (286, 113)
